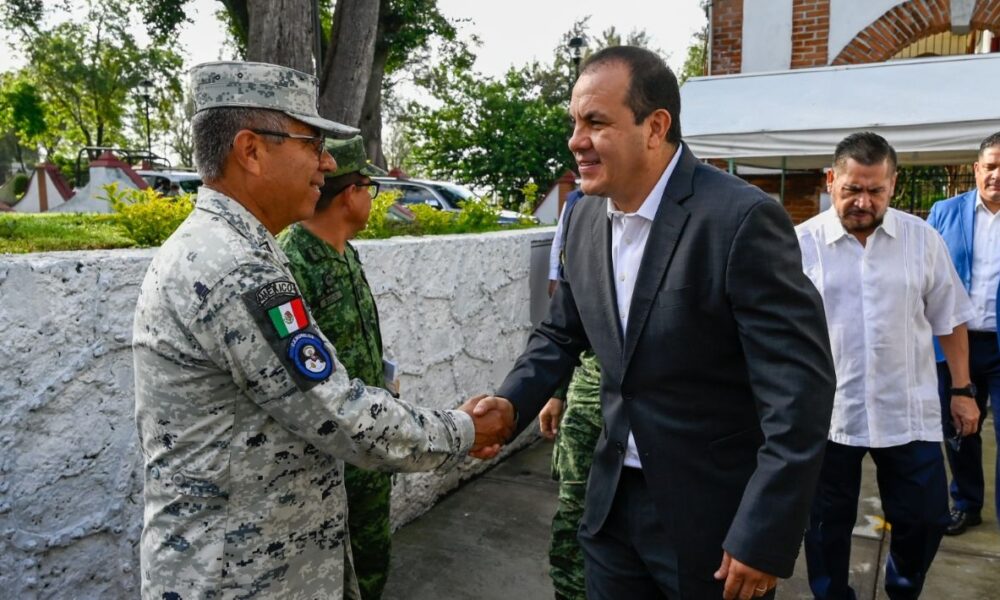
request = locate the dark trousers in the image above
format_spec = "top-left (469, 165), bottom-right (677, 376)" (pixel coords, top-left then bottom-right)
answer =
top-left (936, 330), bottom-right (1000, 518)
top-left (578, 468), bottom-right (679, 600)
top-left (577, 468), bottom-right (775, 600)
top-left (804, 441), bottom-right (948, 600)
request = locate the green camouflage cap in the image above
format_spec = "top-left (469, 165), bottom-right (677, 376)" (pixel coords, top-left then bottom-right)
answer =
top-left (189, 61), bottom-right (359, 138)
top-left (325, 135), bottom-right (384, 178)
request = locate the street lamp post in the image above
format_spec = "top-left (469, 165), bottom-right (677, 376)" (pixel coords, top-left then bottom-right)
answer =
top-left (568, 36), bottom-right (586, 81)
top-left (138, 79), bottom-right (154, 158)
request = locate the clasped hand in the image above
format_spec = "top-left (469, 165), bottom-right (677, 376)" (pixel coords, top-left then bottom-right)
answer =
top-left (458, 395), bottom-right (516, 459)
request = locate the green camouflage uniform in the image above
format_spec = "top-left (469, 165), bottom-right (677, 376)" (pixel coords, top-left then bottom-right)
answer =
top-left (278, 224), bottom-right (393, 600)
top-left (133, 63), bottom-right (471, 600)
top-left (550, 350), bottom-right (602, 600)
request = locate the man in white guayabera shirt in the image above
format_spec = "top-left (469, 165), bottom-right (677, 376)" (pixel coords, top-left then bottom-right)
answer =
top-left (796, 132), bottom-right (980, 600)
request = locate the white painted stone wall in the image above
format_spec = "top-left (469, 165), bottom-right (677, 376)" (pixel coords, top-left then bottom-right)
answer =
top-left (0, 227), bottom-right (554, 599)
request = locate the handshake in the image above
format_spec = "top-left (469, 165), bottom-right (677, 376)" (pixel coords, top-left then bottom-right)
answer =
top-left (458, 395), bottom-right (516, 460)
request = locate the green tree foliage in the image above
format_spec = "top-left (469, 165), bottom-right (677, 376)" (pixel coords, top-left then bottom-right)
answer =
top-left (0, 0), bottom-right (44, 34)
top-left (1, 0), bottom-right (183, 160)
top-left (169, 95), bottom-right (196, 168)
top-left (403, 60), bottom-right (575, 207)
top-left (134, 0), bottom-right (191, 41)
top-left (679, 1), bottom-right (709, 83)
top-left (0, 72), bottom-right (49, 170)
top-left (399, 18), bottom-right (663, 207)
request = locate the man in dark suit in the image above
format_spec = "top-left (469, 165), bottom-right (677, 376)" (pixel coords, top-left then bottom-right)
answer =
top-left (473, 46), bottom-right (835, 599)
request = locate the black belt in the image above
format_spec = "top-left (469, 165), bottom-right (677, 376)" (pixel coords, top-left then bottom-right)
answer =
top-left (968, 330), bottom-right (997, 341)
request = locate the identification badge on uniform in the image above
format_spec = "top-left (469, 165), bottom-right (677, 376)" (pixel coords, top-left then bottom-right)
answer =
top-left (267, 297), bottom-right (308, 338)
top-left (288, 332), bottom-right (334, 380)
top-left (243, 279), bottom-right (335, 391)
top-left (318, 289), bottom-right (344, 309)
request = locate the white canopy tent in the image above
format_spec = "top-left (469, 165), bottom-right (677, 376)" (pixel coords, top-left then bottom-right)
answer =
top-left (680, 53), bottom-right (1000, 170)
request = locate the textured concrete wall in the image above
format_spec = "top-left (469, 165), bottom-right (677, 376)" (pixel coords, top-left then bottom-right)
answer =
top-left (0, 227), bottom-right (553, 599)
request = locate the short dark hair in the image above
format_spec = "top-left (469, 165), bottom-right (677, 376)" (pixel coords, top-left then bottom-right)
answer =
top-left (580, 46), bottom-right (682, 144)
top-left (315, 171), bottom-right (365, 212)
top-left (833, 132), bottom-right (897, 173)
top-left (979, 131), bottom-right (1000, 157)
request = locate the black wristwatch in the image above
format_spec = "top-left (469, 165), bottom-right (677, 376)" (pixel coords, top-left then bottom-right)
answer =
top-left (950, 383), bottom-right (977, 398)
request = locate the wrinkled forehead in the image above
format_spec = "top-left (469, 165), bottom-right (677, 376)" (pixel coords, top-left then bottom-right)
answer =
top-left (571, 68), bottom-right (630, 113)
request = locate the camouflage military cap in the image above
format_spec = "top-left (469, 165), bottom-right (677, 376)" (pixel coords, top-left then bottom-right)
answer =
top-left (325, 135), bottom-right (385, 178)
top-left (190, 61), bottom-right (359, 138)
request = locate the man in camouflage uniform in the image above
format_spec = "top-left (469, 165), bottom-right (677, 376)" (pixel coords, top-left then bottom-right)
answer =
top-left (539, 352), bottom-right (602, 600)
top-left (278, 135), bottom-right (393, 600)
top-left (132, 61), bottom-right (511, 600)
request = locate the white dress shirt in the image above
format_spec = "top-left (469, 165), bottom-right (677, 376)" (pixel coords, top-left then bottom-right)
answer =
top-left (796, 208), bottom-right (973, 447)
top-left (967, 194), bottom-right (1000, 331)
top-left (549, 203), bottom-right (568, 280)
top-left (608, 144), bottom-right (683, 468)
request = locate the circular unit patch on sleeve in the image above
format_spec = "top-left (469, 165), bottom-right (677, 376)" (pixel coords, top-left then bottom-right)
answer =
top-left (287, 332), bottom-right (334, 381)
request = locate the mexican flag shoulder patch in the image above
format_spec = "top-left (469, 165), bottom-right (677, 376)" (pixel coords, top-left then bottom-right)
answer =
top-left (268, 297), bottom-right (308, 338)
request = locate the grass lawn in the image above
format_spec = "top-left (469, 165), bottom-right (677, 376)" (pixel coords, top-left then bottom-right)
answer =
top-left (0, 213), bottom-right (136, 253)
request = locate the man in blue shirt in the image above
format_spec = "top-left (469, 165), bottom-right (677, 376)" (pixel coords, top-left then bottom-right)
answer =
top-left (927, 131), bottom-right (1000, 535)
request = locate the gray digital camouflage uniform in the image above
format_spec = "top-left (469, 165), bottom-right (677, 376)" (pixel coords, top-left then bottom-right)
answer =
top-left (132, 187), bottom-right (473, 599)
top-left (189, 61), bottom-right (358, 137)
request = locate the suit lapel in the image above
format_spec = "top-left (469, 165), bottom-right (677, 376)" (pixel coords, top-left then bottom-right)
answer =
top-left (621, 148), bottom-right (695, 370)
top-left (593, 202), bottom-right (625, 352)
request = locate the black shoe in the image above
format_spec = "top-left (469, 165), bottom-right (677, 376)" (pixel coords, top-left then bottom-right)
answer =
top-left (945, 508), bottom-right (982, 536)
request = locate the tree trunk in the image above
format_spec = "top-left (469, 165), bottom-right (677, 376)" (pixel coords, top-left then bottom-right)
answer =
top-left (246, 0), bottom-right (316, 74)
top-left (359, 12), bottom-right (390, 169)
top-left (318, 0), bottom-right (378, 128)
top-left (219, 0), bottom-right (250, 52)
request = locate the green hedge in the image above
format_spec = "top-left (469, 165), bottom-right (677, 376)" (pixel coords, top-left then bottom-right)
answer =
top-left (1, 186), bottom-right (539, 254)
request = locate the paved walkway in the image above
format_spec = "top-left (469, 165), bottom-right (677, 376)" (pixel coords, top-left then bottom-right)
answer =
top-left (384, 419), bottom-right (1000, 600)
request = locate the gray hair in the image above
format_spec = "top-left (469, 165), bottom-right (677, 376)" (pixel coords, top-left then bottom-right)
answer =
top-left (192, 108), bottom-right (292, 181)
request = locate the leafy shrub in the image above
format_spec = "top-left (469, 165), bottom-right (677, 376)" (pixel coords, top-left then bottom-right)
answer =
top-left (408, 203), bottom-right (455, 235)
top-left (453, 198), bottom-right (501, 233)
top-left (12, 172), bottom-right (30, 198)
top-left (102, 183), bottom-right (193, 246)
top-left (357, 192), bottom-right (410, 239)
top-left (359, 191), bottom-right (535, 239)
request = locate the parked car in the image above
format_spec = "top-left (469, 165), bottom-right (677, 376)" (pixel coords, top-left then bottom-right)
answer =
top-left (136, 169), bottom-right (203, 195)
top-left (373, 176), bottom-right (537, 225)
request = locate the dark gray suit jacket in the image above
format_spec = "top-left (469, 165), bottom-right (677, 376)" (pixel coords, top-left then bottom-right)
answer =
top-left (497, 146), bottom-right (835, 587)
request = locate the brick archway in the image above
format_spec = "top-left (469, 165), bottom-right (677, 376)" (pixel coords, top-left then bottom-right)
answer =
top-left (832, 0), bottom-right (951, 65)
top-left (832, 0), bottom-right (1000, 65)
top-left (971, 0), bottom-right (1000, 33)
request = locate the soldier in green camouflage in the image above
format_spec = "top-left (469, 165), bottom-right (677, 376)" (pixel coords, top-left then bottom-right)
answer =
top-left (133, 61), bottom-right (513, 600)
top-left (278, 134), bottom-right (393, 600)
top-left (539, 351), bottom-right (602, 600)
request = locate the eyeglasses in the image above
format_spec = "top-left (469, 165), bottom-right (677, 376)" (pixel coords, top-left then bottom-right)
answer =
top-left (249, 129), bottom-right (326, 158)
top-left (356, 182), bottom-right (379, 199)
